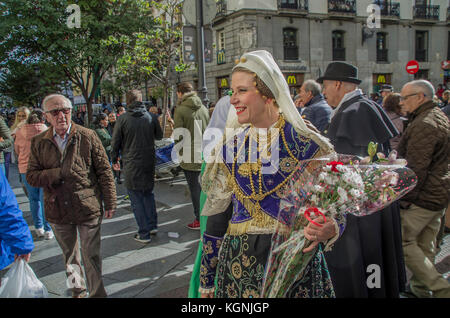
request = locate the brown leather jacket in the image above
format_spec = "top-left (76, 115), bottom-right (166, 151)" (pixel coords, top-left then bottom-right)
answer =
top-left (26, 123), bottom-right (116, 224)
top-left (398, 101), bottom-right (450, 211)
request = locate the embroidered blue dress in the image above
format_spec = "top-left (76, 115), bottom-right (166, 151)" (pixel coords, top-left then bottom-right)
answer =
top-left (200, 117), bottom-right (345, 298)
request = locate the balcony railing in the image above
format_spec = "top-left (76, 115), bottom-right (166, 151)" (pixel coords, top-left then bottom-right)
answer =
top-left (333, 48), bottom-right (346, 61)
top-left (216, 0), bottom-right (226, 17)
top-left (284, 46), bottom-right (299, 60)
top-left (378, 2), bottom-right (400, 17)
top-left (413, 5), bottom-right (440, 20)
top-left (279, 0), bottom-right (308, 11)
top-left (415, 49), bottom-right (427, 62)
top-left (376, 49), bottom-right (388, 62)
top-left (328, 0), bottom-right (356, 14)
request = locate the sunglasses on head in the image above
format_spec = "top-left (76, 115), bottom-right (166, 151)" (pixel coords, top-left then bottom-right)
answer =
top-left (46, 108), bottom-right (71, 116)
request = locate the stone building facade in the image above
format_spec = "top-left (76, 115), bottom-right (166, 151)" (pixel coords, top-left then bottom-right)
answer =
top-left (181, 0), bottom-right (450, 103)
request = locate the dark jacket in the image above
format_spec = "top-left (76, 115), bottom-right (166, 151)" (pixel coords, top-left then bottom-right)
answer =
top-left (0, 169), bottom-right (34, 270)
top-left (301, 94), bottom-right (332, 133)
top-left (326, 93), bottom-right (398, 157)
top-left (26, 123), bottom-right (116, 224)
top-left (173, 92), bottom-right (210, 171)
top-left (107, 122), bottom-right (115, 136)
top-left (397, 100), bottom-right (450, 211)
top-left (111, 101), bottom-right (163, 190)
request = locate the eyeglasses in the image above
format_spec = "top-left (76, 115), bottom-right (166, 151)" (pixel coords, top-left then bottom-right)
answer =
top-left (399, 93), bottom-right (426, 101)
top-left (46, 108), bottom-right (71, 116)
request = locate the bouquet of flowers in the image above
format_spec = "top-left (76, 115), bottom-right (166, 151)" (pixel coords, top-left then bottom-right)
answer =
top-left (261, 144), bottom-right (417, 298)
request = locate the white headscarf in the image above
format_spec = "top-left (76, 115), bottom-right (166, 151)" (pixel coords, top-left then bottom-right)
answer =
top-left (201, 50), bottom-right (334, 216)
top-left (229, 50), bottom-right (332, 150)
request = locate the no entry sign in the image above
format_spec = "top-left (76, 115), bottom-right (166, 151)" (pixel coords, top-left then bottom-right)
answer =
top-left (406, 60), bottom-right (419, 74)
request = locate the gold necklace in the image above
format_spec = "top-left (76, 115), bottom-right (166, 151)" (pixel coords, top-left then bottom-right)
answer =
top-left (231, 114), bottom-right (301, 208)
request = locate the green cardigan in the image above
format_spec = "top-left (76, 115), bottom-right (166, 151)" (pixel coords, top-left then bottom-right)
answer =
top-left (0, 118), bottom-right (13, 163)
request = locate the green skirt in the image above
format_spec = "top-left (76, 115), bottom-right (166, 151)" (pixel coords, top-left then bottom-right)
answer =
top-left (188, 161), bottom-right (208, 298)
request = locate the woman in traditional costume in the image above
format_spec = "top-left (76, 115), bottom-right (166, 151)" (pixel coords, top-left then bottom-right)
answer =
top-left (199, 50), bottom-right (346, 298)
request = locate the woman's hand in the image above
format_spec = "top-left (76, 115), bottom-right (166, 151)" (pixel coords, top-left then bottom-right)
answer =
top-left (201, 291), bottom-right (214, 298)
top-left (14, 253), bottom-right (31, 262)
top-left (303, 215), bottom-right (336, 253)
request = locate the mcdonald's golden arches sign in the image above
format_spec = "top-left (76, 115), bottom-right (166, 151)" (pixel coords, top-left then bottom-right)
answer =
top-left (284, 73), bottom-right (304, 86)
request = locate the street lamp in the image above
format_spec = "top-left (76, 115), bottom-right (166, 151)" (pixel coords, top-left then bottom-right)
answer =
top-left (196, 0), bottom-right (209, 105)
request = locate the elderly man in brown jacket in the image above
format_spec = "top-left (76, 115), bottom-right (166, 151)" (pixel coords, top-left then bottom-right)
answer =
top-left (398, 80), bottom-right (450, 298)
top-left (27, 94), bottom-right (116, 298)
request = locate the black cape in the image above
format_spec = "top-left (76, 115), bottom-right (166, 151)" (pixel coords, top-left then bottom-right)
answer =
top-left (110, 101), bottom-right (163, 191)
top-left (326, 94), bottom-right (398, 156)
top-left (324, 93), bottom-right (406, 297)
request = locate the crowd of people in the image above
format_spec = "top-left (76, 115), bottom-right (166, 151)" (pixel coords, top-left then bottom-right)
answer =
top-left (0, 51), bottom-right (449, 299)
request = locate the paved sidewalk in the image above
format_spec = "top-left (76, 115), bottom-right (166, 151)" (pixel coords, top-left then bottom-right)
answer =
top-left (2, 164), bottom-right (199, 298)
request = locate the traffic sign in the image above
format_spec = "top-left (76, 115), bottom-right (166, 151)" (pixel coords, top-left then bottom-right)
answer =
top-left (182, 0), bottom-right (216, 25)
top-left (406, 60), bottom-right (419, 74)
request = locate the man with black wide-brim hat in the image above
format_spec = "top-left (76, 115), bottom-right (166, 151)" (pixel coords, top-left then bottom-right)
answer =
top-left (318, 61), bottom-right (406, 298)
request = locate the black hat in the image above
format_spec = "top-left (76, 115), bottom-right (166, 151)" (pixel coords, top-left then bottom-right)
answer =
top-left (317, 62), bottom-right (361, 85)
top-left (381, 84), bottom-right (393, 92)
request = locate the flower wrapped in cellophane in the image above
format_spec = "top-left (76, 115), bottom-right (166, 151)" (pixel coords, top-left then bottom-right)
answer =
top-left (261, 148), bottom-right (417, 298)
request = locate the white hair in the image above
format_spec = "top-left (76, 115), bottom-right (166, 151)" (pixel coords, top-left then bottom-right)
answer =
top-left (302, 80), bottom-right (322, 97)
top-left (42, 94), bottom-right (73, 112)
top-left (406, 80), bottom-right (435, 100)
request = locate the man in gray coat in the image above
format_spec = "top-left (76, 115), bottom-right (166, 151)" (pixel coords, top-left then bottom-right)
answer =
top-left (298, 80), bottom-right (332, 133)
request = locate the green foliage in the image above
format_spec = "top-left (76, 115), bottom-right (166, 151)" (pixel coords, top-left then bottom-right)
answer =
top-left (0, 0), bottom-right (156, 123)
top-left (0, 61), bottom-right (64, 107)
top-left (111, 0), bottom-right (188, 87)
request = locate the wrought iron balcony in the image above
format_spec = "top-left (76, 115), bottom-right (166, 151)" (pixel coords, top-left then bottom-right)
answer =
top-left (216, 0), bottom-right (226, 17)
top-left (413, 5), bottom-right (440, 20)
top-left (332, 48), bottom-right (346, 61)
top-left (378, 2), bottom-right (400, 17)
top-left (328, 0), bottom-right (356, 14)
top-left (279, 0), bottom-right (308, 11)
top-left (376, 49), bottom-right (388, 62)
top-left (284, 46), bottom-right (299, 60)
top-left (415, 49), bottom-right (427, 62)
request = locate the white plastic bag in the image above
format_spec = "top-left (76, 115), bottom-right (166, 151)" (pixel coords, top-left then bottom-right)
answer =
top-left (0, 259), bottom-right (48, 298)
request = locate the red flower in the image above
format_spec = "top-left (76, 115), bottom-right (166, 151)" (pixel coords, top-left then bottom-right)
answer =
top-left (327, 161), bottom-right (344, 173)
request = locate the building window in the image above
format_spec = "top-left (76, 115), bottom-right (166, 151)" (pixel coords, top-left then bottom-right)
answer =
top-left (216, 76), bottom-right (230, 99)
top-left (414, 0), bottom-right (440, 20)
top-left (447, 31), bottom-right (450, 60)
top-left (376, 32), bottom-right (388, 62)
top-left (373, 73), bottom-right (392, 93)
top-left (374, 0), bottom-right (400, 17)
top-left (414, 69), bottom-right (429, 80)
top-left (415, 31), bottom-right (428, 62)
top-left (217, 30), bottom-right (225, 51)
top-left (283, 28), bottom-right (299, 60)
top-left (280, 0), bottom-right (298, 9)
top-left (284, 73), bottom-right (305, 98)
top-left (332, 30), bottom-right (345, 61)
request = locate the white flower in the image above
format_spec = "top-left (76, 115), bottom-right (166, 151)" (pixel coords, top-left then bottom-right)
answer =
top-left (350, 189), bottom-right (362, 198)
top-left (337, 187), bottom-right (348, 204)
top-left (314, 185), bottom-right (325, 193)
